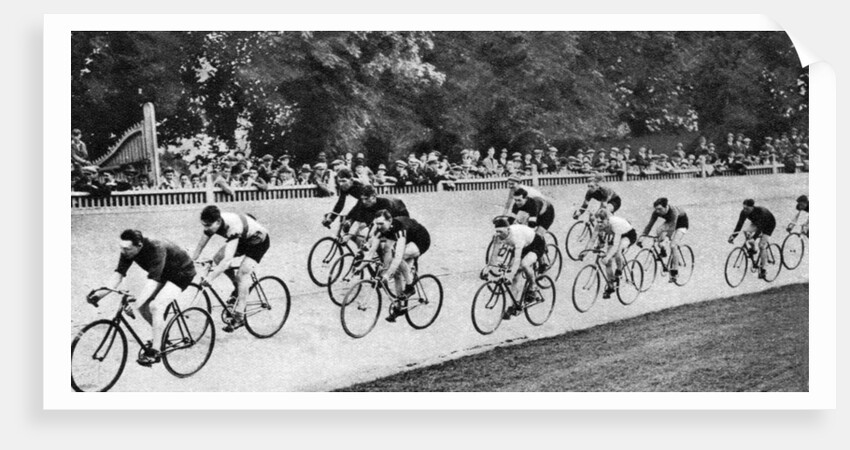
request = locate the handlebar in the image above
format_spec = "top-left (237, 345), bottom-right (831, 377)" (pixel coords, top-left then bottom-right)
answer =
top-left (86, 287), bottom-right (135, 308)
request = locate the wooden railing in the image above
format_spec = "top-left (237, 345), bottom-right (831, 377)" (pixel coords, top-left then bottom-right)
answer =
top-left (71, 163), bottom-right (792, 211)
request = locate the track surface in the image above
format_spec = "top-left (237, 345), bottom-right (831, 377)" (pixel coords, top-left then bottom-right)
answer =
top-left (71, 173), bottom-right (809, 391)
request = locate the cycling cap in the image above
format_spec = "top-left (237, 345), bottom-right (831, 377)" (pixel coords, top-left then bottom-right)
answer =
top-left (796, 195), bottom-right (808, 203)
top-left (492, 217), bottom-right (510, 228)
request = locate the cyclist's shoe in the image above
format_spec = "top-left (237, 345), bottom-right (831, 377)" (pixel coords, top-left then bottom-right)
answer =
top-left (137, 342), bottom-right (161, 367)
top-left (223, 312), bottom-right (246, 332)
top-left (524, 289), bottom-right (541, 307)
top-left (502, 304), bottom-right (516, 320)
top-left (602, 286), bottom-right (614, 299)
top-left (669, 270), bottom-right (678, 284)
top-left (758, 268), bottom-right (767, 280)
top-left (385, 304), bottom-right (402, 323)
top-left (659, 247), bottom-right (667, 259)
top-left (403, 283), bottom-right (417, 298)
top-left (537, 260), bottom-right (549, 274)
top-left (746, 245), bottom-right (758, 257)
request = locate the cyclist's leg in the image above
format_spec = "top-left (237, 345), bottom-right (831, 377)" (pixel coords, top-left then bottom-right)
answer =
top-left (233, 236), bottom-right (269, 317)
top-left (398, 242), bottom-right (422, 295)
top-left (757, 233), bottom-right (770, 271)
top-left (520, 252), bottom-right (539, 296)
top-left (669, 228), bottom-right (686, 274)
top-left (149, 282), bottom-right (182, 350)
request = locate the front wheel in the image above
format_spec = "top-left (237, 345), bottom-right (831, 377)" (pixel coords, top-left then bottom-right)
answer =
top-left (471, 281), bottom-right (505, 335)
top-left (781, 232), bottom-right (805, 270)
top-left (672, 245), bottom-right (695, 286)
top-left (632, 248), bottom-right (657, 292)
top-left (340, 280), bottom-right (382, 339)
top-left (572, 264), bottom-right (600, 313)
top-left (724, 247), bottom-right (748, 288)
top-left (565, 221), bottom-right (594, 261)
top-left (525, 275), bottom-right (556, 326)
top-left (307, 237), bottom-right (346, 287)
top-left (543, 243), bottom-right (563, 281)
top-left (71, 320), bottom-right (128, 392)
top-left (244, 276), bottom-right (291, 339)
top-left (405, 274), bottom-right (444, 330)
top-left (161, 307), bottom-right (216, 378)
top-left (762, 243), bottom-right (783, 282)
top-left (327, 255), bottom-right (362, 307)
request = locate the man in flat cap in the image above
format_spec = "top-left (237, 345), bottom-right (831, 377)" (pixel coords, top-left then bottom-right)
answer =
top-left (309, 162), bottom-right (334, 197)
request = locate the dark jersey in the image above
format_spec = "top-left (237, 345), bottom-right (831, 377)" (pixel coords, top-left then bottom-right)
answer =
top-left (115, 238), bottom-right (196, 288)
top-left (331, 179), bottom-right (367, 216)
top-left (378, 217), bottom-right (431, 253)
top-left (733, 206), bottom-right (776, 234)
top-left (643, 205), bottom-right (687, 236)
top-left (584, 185), bottom-right (617, 203)
top-left (512, 197), bottom-right (544, 219)
top-left (348, 197), bottom-right (409, 224)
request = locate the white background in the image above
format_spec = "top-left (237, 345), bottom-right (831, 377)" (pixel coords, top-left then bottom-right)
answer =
top-left (5, 1), bottom-right (846, 449)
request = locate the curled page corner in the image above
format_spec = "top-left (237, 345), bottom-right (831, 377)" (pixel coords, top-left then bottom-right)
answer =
top-left (768, 18), bottom-right (820, 68)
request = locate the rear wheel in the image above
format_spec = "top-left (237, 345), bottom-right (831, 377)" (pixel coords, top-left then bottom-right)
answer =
top-left (525, 275), bottom-right (556, 326)
top-left (161, 307), bottom-right (216, 378)
top-left (71, 320), bottom-right (127, 392)
top-left (471, 281), bottom-right (505, 335)
top-left (244, 276), bottom-right (291, 339)
top-left (632, 248), bottom-right (657, 292)
top-left (616, 259), bottom-right (643, 306)
top-left (543, 244), bottom-right (563, 281)
top-left (307, 237), bottom-right (345, 287)
top-left (571, 265), bottom-right (600, 313)
top-left (724, 247), bottom-right (748, 288)
top-left (781, 232), bottom-right (805, 270)
top-left (762, 243), bottom-right (783, 282)
top-left (544, 230), bottom-right (559, 249)
top-left (340, 280), bottom-right (382, 339)
top-left (405, 274), bottom-right (444, 330)
top-left (565, 221), bottom-right (594, 261)
top-left (327, 255), bottom-right (362, 307)
top-left (672, 245), bottom-right (695, 286)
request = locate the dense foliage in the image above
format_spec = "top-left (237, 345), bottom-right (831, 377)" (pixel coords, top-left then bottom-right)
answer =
top-left (71, 31), bottom-right (807, 166)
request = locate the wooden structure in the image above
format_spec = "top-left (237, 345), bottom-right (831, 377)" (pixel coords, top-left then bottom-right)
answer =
top-left (92, 102), bottom-right (161, 186)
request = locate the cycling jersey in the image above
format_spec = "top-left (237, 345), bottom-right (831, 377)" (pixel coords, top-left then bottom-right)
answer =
top-left (512, 197), bottom-right (555, 230)
top-left (734, 206), bottom-right (776, 236)
top-left (115, 238), bottom-right (196, 290)
top-left (643, 205), bottom-right (689, 236)
top-left (580, 185), bottom-right (621, 213)
top-left (379, 217), bottom-right (431, 254)
top-left (204, 212), bottom-right (268, 245)
top-left (331, 179), bottom-right (367, 216)
top-left (348, 197), bottom-right (409, 224)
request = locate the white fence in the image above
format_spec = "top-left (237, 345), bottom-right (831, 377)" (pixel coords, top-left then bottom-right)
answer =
top-left (71, 163), bottom-right (788, 212)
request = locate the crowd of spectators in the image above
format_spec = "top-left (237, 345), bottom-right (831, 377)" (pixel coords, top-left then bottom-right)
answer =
top-left (72, 127), bottom-right (809, 197)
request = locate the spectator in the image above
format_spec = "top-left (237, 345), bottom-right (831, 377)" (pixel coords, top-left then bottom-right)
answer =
top-left (497, 149), bottom-right (509, 172)
top-left (695, 136), bottom-right (709, 155)
top-left (542, 146), bottom-right (560, 173)
top-left (722, 133), bottom-right (737, 160)
top-left (233, 150), bottom-right (250, 169)
top-left (390, 160), bottom-right (411, 185)
top-left (310, 162), bottom-right (334, 197)
top-left (257, 154), bottom-right (275, 183)
top-left (179, 173), bottom-right (191, 188)
top-left (113, 165), bottom-right (137, 191)
top-left (531, 149), bottom-right (544, 172)
top-left (354, 163), bottom-right (374, 185)
top-left (656, 154), bottom-right (674, 173)
top-left (743, 137), bottom-right (752, 154)
top-left (159, 167), bottom-right (179, 190)
top-left (277, 167), bottom-right (296, 186)
top-left (243, 167), bottom-right (269, 191)
top-left (374, 164), bottom-right (396, 186)
top-left (276, 154), bottom-right (292, 172)
top-left (71, 128), bottom-right (91, 172)
top-left (481, 147), bottom-right (497, 175)
top-left (298, 164), bottom-right (312, 185)
top-left (523, 153), bottom-right (535, 173)
top-left (190, 174), bottom-right (203, 189)
top-left (74, 165), bottom-right (111, 197)
top-left (344, 152), bottom-right (354, 169)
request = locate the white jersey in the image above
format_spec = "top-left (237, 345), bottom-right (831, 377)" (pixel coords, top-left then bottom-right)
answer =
top-left (210, 212), bottom-right (269, 245)
top-left (608, 215), bottom-right (633, 236)
top-left (505, 224), bottom-right (537, 250)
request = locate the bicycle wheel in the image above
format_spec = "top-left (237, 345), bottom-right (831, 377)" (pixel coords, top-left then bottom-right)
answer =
top-left (724, 247), bottom-right (748, 288)
top-left (762, 243), bottom-right (783, 282)
top-left (244, 276), bottom-right (291, 339)
top-left (672, 245), bottom-right (695, 286)
top-left (781, 233), bottom-right (805, 270)
top-left (405, 274), bottom-right (444, 330)
top-left (164, 284), bottom-right (213, 335)
top-left (617, 259), bottom-right (643, 306)
top-left (543, 243), bottom-right (563, 281)
top-left (571, 264), bottom-right (600, 313)
top-left (565, 221), bottom-right (593, 261)
top-left (525, 275), bottom-right (556, 326)
top-left (632, 248), bottom-right (657, 292)
top-left (307, 237), bottom-right (346, 287)
top-left (327, 254), bottom-right (364, 307)
top-left (471, 281), bottom-right (505, 335)
top-left (161, 307), bottom-right (216, 378)
top-left (71, 320), bottom-right (127, 392)
top-left (544, 230), bottom-right (559, 249)
top-left (340, 280), bottom-right (382, 339)
top-left (484, 236), bottom-right (496, 264)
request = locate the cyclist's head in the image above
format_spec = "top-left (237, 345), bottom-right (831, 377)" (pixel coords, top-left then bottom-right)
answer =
top-left (119, 229), bottom-right (144, 257)
top-left (507, 174), bottom-right (521, 188)
top-left (336, 168), bottom-right (353, 189)
top-left (797, 194), bottom-right (808, 204)
top-left (373, 209), bottom-right (392, 230)
top-left (200, 205), bottom-right (222, 232)
top-left (742, 198), bottom-right (755, 213)
top-left (360, 185), bottom-right (377, 207)
top-left (595, 208), bottom-right (611, 224)
top-left (493, 216), bottom-right (511, 238)
top-left (513, 187), bottom-right (529, 206)
top-left (653, 197), bottom-right (669, 214)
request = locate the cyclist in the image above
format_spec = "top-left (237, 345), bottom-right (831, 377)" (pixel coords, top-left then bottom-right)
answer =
top-left (595, 208), bottom-right (638, 299)
top-left (483, 216), bottom-right (546, 319)
top-left (360, 209), bottom-right (431, 322)
top-left (344, 185), bottom-right (410, 245)
top-left (503, 173), bottom-right (548, 215)
top-left (88, 229), bottom-right (196, 366)
top-left (510, 187), bottom-right (556, 271)
top-left (728, 199), bottom-right (776, 279)
top-left (573, 173), bottom-right (622, 220)
top-left (191, 205), bottom-right (270, 332)
top-left (321, 167), bottom-right (368, 231)
top-left (786, 194), bottom-right (809, 236)
top-left (639, 197), bottom-right (690, 283)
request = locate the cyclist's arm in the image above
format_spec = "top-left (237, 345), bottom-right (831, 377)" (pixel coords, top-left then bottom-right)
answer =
top-left (191, 233), bottom-right (212, 260)
top-left (386, 236), bottom-right (407, 277)
top-left (502, 187), bottom-right (516, 215)
top-left (788, 210), bottom-right (801, 228)
top-left (732, 209), bottom-right (747, 234)
top-left (104, 271), bottom-right (123, 291)
top-left (361, 233), bottom-right (380, 262)
top-left (330, 188), bottom-right (349, 217)
top-left (642, 212), bottom-right (659, 237)
top-left (207, 239), bottom-right (238, 282)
